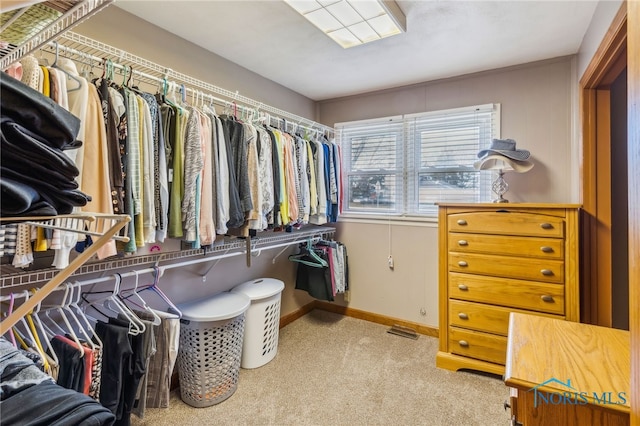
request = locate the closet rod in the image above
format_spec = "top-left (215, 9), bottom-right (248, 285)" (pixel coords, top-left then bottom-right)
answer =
top-left (45, 42), bottom-right (236, 108)
top-left (53, 31), bottom-right (334, 135)
top-left (44, 40), bottom-right (325, 135)
top-left (6, 234), bottom-right (323, 296)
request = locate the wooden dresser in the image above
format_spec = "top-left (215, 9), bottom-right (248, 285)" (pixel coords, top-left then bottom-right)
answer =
top-left (505, 313), bottom-right (630, 425)
top-left (436, 203), bottom-right (580, 375)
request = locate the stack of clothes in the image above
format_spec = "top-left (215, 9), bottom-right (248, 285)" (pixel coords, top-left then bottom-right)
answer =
top-left (0, 73), bottom-right (90, 217)
top-left (0, 337), bottom-right (115, 425)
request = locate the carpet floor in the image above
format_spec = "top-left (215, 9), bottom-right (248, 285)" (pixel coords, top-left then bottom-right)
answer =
top-left (132, 310), bottom-right (511, 425)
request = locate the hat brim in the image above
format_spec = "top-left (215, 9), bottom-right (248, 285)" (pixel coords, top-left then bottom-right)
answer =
top-left (473, 154), bottom-right (534, 173)
top-left (477, 148), bottom-right (530, 161)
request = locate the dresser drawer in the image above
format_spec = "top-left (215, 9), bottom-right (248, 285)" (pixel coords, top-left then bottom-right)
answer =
top-left (449, 252), bottom-right (564, 283)
top-left (449, 300), bottom-right (564, 336)
top-left (448, 233), bottom-right (564, 259)
top-left (449, 327), bottom-right (508, 365)
top-left (448, 211), bottom-right (565, 238)
top-left (449, 272), bottom-right (565, 315)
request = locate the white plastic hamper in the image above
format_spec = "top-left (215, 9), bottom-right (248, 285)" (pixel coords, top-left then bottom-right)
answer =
top-left (231, 278), bottom-right (285, 369)
top-left (176, 292), bottom-right (250, 407)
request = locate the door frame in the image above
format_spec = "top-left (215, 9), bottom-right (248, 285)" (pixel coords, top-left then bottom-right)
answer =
top-left (579, 3), bottom-right (627, 326)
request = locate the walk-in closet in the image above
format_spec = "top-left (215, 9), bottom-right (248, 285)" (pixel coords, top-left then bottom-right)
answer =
top-left (1, 1), bottom-right (638, 425)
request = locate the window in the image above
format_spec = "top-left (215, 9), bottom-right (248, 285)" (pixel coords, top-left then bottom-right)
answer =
top-left (336, 104), bottom-right (500, 216)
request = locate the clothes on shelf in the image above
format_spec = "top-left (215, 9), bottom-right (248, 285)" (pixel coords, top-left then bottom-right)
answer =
top-left (0, 73), bottom-right (90, 217)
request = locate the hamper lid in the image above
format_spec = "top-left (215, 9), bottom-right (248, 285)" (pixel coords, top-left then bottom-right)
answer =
top-left (178, 291), bottom-right (250, 321)
top-left (231, 278), bottom-right (285, 300)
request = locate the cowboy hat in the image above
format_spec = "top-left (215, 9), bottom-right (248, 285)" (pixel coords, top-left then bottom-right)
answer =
top-left (473, 154), bottom-right (534, 173)
top-left (477, 138), bottom-right (530, 161)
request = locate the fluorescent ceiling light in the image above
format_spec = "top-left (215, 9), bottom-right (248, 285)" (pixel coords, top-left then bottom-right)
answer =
top-left (285, 0), bottom-right (406, 49)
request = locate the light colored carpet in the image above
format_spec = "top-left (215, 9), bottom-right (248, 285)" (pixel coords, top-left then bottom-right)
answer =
top-left (132, 310), bottom-right (511, 425)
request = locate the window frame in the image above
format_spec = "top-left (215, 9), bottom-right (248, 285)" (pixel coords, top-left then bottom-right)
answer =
top-left (336, 104), bottom-right (500, 218)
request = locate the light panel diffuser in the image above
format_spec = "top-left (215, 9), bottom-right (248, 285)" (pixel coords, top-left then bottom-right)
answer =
top-left (285, 0), bottom-right (406, 48)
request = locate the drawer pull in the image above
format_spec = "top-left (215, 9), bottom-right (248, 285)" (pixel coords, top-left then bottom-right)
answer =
top-left (457, 219), bottom-right (468, 226)
top-left (540, 246), bottom-right (554, 253)
top-left (541, 295), bottom-right (554, 303)
top-left (458, 240), bottom-right (468, 246)
top-left (541, 269), bottom-right (554, 276)
top-left (458, 261), bottom-right (468, 267)
top-left (458, 284), bottom-right (469, 291)
top-left (458, 340), bottom-right (469, 348)
top-left (540, 222), bottom-right (554, 230)
top-left (458, 313), bottom-right (469, 320)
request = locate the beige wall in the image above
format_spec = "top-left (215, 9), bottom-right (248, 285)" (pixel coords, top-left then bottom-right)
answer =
top-left (320, 56), bottom-right (578, 204)
top-left (67, 3), bottom-right (619, 329)
top-left (74, 6), bottom-right (316, 120)
top-left (320, 57), bottom-right (578, 328)
top-left (576, 0), bottom-right (624, 79)
top-left (69, 5), bottom-right (320, 317)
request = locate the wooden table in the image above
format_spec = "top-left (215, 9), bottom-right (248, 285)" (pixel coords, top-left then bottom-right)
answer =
top-left (504, 312), bottom-right (630, 425)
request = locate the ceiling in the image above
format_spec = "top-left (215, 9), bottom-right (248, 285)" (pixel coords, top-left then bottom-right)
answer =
top-left (114, 1), bottom-right (599, 101)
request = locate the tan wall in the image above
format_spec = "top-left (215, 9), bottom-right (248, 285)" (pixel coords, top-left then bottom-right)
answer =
top-left (333, 220), bottom-right (440, 326)
top-left (69, 5), bottom-right (320, 317)
top-left (74, 6), bottom-right (316, 120)
top-left (320, 57), bottom-right (578, 327)
top-left (576, 0), bottom-right (624, 78)
top-left (69, 4), bottom-right (616, 328)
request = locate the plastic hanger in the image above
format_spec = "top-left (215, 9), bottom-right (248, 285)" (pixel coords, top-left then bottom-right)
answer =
top-left (50, 41), bottom-right (82, 92)
top-left (105, 274), bottom-right (145, 335)
top-left (137, 266), bottom-right (182, 317)
top-left (81, 274), bottom-right (145, 335)
top-left (289, 239), bottom-right (328, 268)
top-left (120, 271), bottom-right (162, 326)
top-left (30, 289), bottom-right (60, 368)
top-left (6, 293), bottom-right (17, 347)
top-left (68, 282), bottom-right (103, 348)
top-left (11, 291), bottom-right (54, 368)
top-left (61, 284), bottom-right (97, 351)
top-left (50, 285), bottom-right (85, 356)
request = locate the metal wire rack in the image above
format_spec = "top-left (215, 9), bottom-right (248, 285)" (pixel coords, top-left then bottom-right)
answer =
top-left (0, 0), bottom-right (114, 71)
top-left (0, 225), bottom-right (335, 290)
top-left (53, 31), bottom-right (334, 134)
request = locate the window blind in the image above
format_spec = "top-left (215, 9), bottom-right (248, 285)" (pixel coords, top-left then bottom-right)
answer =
top-left (336, 104), bottom-right (500, 216)
top-left (337, 116), bottom-right (403, 213)
top-left (405, 104), bottom-right (499, 215)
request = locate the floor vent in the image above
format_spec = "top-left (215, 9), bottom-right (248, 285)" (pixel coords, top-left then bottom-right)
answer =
top-left (387, 324), bottom-right (418, 340)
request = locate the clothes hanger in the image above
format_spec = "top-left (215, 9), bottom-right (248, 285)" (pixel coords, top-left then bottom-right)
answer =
top-left (120, 271), bottom-right (162, 326)
top-left (30, 289), bottom-right (60, 368)
top-left (6, 293), bottom-right (17, 347)
top-left (288, 238), bottom-right (328, 268)
top-left (24, 294), bottom-right (52, 371)
top-left (81, 274), bottom-right (145, 335)
top-left (49, 285), bottom-right (85, 356)
top-left (104, 274), bottom-right (145, 335)
top-left (61, 284), bottom-right (97, 351)
top-left (68, 281), bottom-right (103, 349)
top-left (50, 41), bottom-right (82, 92)
top-left (9, 291), bottom-right (53, 370)
top-left (137, 266), bottom-right (182, 317)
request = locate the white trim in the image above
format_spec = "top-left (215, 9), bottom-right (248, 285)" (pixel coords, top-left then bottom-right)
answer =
top-left (404, 103), bottom-right (497, 120)
top-left (335, 115), bottom-right (403, 128)
top-left (338, 213), bottom-right (438, 227)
